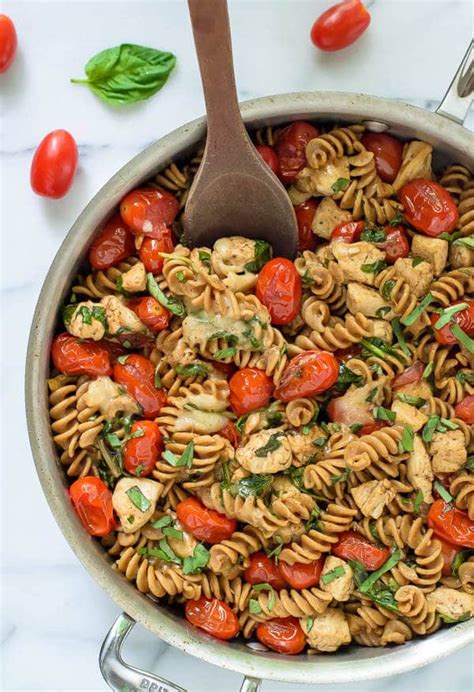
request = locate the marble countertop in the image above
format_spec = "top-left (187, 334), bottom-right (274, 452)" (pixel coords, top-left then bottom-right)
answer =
top-left (1, 0), bottom-right (473, 690)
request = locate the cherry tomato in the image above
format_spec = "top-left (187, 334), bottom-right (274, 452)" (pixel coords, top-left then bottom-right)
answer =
top-left (185, 597), bottom-right (240, 640)
top-left (379, 225), bottom-right (409, 263)
top-left (427, 500), bottom-right (474, 549)
top-left (113, 354), bottom-right (166, 418)
top-left (358, 420), bottom-right (388, 436)
top-left (69, 476), bottom-right (115, 537)
top-left (438, 536), bottom-right (461, 577)
top-left (399, 179), bottom-right (458, 237)
top-left (332, 530), bottom-right (390, 570)
top-left (256, 258), bottom-right (302, 325)
top-left (120, 188), bottom-right (179, 238)
top-left (256, 617), bottom-right (306, 655)
top-left (99, 339), bottom-right (128, 363)
top-left (334, 345), bottom-right (362, 362)
top-left (123, 421), bottom-right (163, 477)
top-left (30, 130), bottom-right (78, 199)
top-left (244, 552), bottom-right (288, 591)
top-left (331, 220), bottom-right (364, 243)
top-left (0, 14), bottom-right (17, 73)
top-left (327, 384), bottom-right (374, 428)
top-left (138, 229), bottom-right (175, 274)
top-left (255, 144), bottom-right (280, 175)
top-left (310, 0), bottom-right (370, 52)
top-left (51, 333), bottom-right (112, 377)
top-left (392, 361), bottom-right (424, 389)
top-left (209, 360), bottom-right (236, 378)
top-left (229, 368), bottom-right (273, 417)
top-left (279, 558), bottom-right (324, 590)
top-left (295, 199), bottom-right (319, 252)
top-left (128, 297), bottom-right (171, 333)
top-left (218, 421), bottom-right (240, 448)
top-left (431, 300), bottom-right (474, 346)
top-left (89, 214), bottom-right (135, 270)
top-left (275, 350), bottom-right (339, 402)
top-left (274, 121), bottom-right (319, 183)
top-left (455, 395), bottom-right (474, 425)
top-left (361, 133), bottom-right (403, 184)
top-left (176, 497), bottom-right (237, 544)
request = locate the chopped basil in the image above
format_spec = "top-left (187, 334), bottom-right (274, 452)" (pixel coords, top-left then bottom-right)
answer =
top-left (359, 548), bottom-right (401, 594)
top-left (154, 368), bottom-right (162, 389)
top-left (163, 527), bottom-right (184, 540)
top-left (397, 393), bottom-right (426, 407)
top-left (365, 387), bottom-right (378, 403)
top-left (373, 406), bottom-right (396, 422)
top-left (392, 318), bottom-right (411, 358)
top-left (381, 279), bottom-right (396, 301)
top-left (138, 539), bottom-right (181, 564)
top-left (411, 257), bottom-right (424, 268)
top-left (389, 214), bottom-right (404, 227)
top-left (350, 423), bottom-right (363, 434)
top-left (176, 270), bottom-right (186, 283)
top-left (331, 177), bottom-right (350, 193)
top-left (242, 324), bottom-right (263, 350)
top-left (422, 415), bottom-right (440, 442)
top-left (252, 583), bottom-right (276, 611)
top-left (434, 480), bottom-right (453, 503)
top-left (440, 417), bottom-right (459, 430)
top-left (335, 362), bottom-right (364, 392)
top-left (266, 407), bottom-right (283, 428)
top-left (452, 550), bottom-right (472, 576)
top-left (127, 515), bottom-right (135, 524)
top-left (439, 612), bottom-right (471, 624)
top-left (147, 273), bottom-right (186, 317)
top-left (361, 337), bottom-right (406, 363)
top-left (422, 362), bottom-right (434, 379)
top-left (313, 435), bottom-right (329, 447)
top-left (151, 515), bottom-right (172, 529)
top-left (434, 303), bottom-right (469, 330)
top-left (450, 323), bottom-right (474, 354)
top-left (330, 467), bottom-right (351, 485)
top-left (244, 240), bottom-right (272, 273)
top-left (106, 432), bottom-right (123, 448)
top-left (162, 441), bottom-right (194, 468)
top-left (135, 463), bottom-right (145, 477)
top-left (438, 230), bottom-right (462, 242)
top-left (401, 426), bottom-right (415, 452)
top-left (174, 362), bottom-right (209, 378)
top-left (266, 543), bottom-right (283, 561)
top-left (214, 346), bottom-right (237, 360)
top-left (305, 617), bottom-right (314, 633)
top-left (375, 306), bottom-right (391, 319)
top-left (302, 270), bottom-right (315, 286)
top-left (456, 371), bottom-right (474, 385)
top-left (305, 506), bottom-right (321, 531)
top-left (401, 292), bottom-right (434, 327)
top-left (255, 432), bottom-right (285, 457)
top-left (321, 566), bottom-right (345, 584)
top-left (182, 544), bottom-right (210, 575)
top-left (198, 251), bottom-right (211, 270)
top-left (227, 474), bottom-right (273, 498)
top-left (453, 236), bottom-right (474, 249)
top-left (129, 429), bottom-right (145, 440)
top-left (62, 304), bottom-right (77, 325)
top-left (464, 456), bottom-right (474, 472)
top-left (362, 260), bottom-right (387, 275)
top-left (117, 355), bottom-right (130, 365)
top-left (126, 485), bottom-right (151, 512)
top-left (249, 599), bottom-right (262, 615)
top-left (235, 412), bottom-right (250, 433)
top-left (369, 523), bottom-right (380, 542)
top-left (360, 226), bottom-right (386, 243)
top-left (414, 489), bottom-right (424, 515)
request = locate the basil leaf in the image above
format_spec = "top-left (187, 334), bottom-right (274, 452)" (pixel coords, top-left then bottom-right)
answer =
top-left (439, 612), bottom-right (471, 624)
top-left (412, 257), bottom-right (424, 267)
top-left (401, 426), bottom-right (414, 452)
top-left (162, 441), bottom-right (194, 468)
top-left (401, 293), bottom-right (434, 327)
top-left (335, 362), bottom-right (364, 392)
top-left (361, 337), bottom-right (406, 363)
top-left (182, 544), bottom-right (210, 575)
top-left (434, 480), bottom-right (453, 503)
top-left (321, 566), bottom-right (345, 584)
top-left (365, 387), bottom-right (378, 403)
top-left (176, 271), bottom-right (186, 283)
top-left (389, 214), bottom-right (404, 227)
top-left (147, 273), bottom-right (186, 317)
top-left (361, 260), bottom-right (387, 275)
top-left (331, 177), bottom-right (350, 193)
top-left (154, 368), bottom-right (162, 389)
top-left (397, 393), bottom-right (426, 407)
top-left (117, 355), bottom-right (130, 365)
top-left (452, 550), bottom-right (472, 576)
top-left (414, 490), bottom-right (424, 515)
top-left (360, 226), bottom-right (386, 243)
top-left (350, 423), bottom-right (363, 434)
top-left (305, 617), bottom-right (314, 633)
top-left (62, 304), bottom-right (77, 325)
top-left (381, 279), bottom-right (396, 301)
top-left (71, 44), bottom-right (176, 104)
top-left (126, 485), bottom-right (151, 512)
top-left (464, 456), bottom-right (474, 472)
top-left (375, 306), bottom-right (391, 319)
top-left (255, 432), bottom-right (285, 457)
top-left (174, 363), bottom-right (209, 378)
top-left (244, 240), bottom-right (272, 273)
top-left (422, 415), bottom-right (440, 443)
top-left (135, 464), bottom-right (145, 477)
top-left (252, 583), bottom-right (276, 611)
top-left (163, 526), bottom-right (184, 540)
top-left (373, 406), bottom-right (396, 422)
top-left (392, 318), bottom-right (411, 358)
top-left (266, 543), bottom-right (283, 561)
top-left (214, 347), bottom-right (237, 360)
top-left (453, 236), bottom-right (474, 249)
top-left (229, 474), bottom-right (273, 499)
top-left (349, 559), bottom-right (369, 587)
top-left (450, 323), bottom-right (474, 354)
top-left (198, 251), bottom-right (211, 270)
top-left (249, 599), bottom-right (262, 615)
top-left (151, 515), bottom-right (172, 529)
top-left (359, 548), bottom-right (401, 594)
top-left (423, 362), bottom-right (434, 379)
top-left (434, 303), bottom-right (469, 330)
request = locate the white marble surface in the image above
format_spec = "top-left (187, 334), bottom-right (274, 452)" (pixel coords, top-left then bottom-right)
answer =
top-left (1, 0), bottom-right (474, 690)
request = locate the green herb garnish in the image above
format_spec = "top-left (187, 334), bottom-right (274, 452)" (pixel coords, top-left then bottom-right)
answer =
top-left (397, 393), bottom-right (426, 407)
top-left (214, 346), bottom-right (237, 360)
top-left (453, 236), bottom-right (474, 249)
top-left (423, 362), bottom-right (434, 379)
top-left (422, 415), bottom-right (440, 443)
top-left (335, 362), bottom-right (364, 392)
top-left (182, 544), bottom-right (210, 575)
top-left (401, 293), bottom-right (434, 327)
top-left (198, 250), bottom-right (211, 270)
top-left (151, 515), bottom-right (172, 529)
top-left (321, 566), bottom-right (345, 584)
top-left (434, 480), bottom-right (453, 503)
top-left (252, 583), bottom-right (276, 611)
top-left (414, 490), bottom-right (424, 515)
top-left (360, 226), bottom-right (386, 243)
top-left (392, 318), bottom-right (411, 357)
top-left (362, 260), bottom-right (387, 275)
top-left (381, 279), bottom-right (396, 301)
top-left (434, 303), bottom-right (469, 330)
top-left (255, 432), bottom-right (285, 457)
top-left (126, 485), bottom-right (151, 512)
top-left (373, 406), bottom-right (396, 422)
top-left (162, 441), bottom-right (194, 469)
top-left (331, 177), bottom-right (350, 194)
top-left (163, 527), bottom-right (184, 540)
top-left (412, 257), bottom-right (424, 268)
top-left (401, 426), bottom-right (415, 452)
top-left (174, 363), bottom-right (209, 378)
top-left (450, 323), bottom-right (474, 354)
top-left (147, 273), bottom-right (186, 316)
top-left (244, 240), bottom-right (272, 273)
top-left (248, 599), bottom-right (262, 615)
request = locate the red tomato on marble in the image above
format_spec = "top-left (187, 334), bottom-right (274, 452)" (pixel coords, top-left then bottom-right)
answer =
top-left (256, 258), bottom-right (302, 325)
top-left (0, 14), bottom-right (17, 73)
top-left (30, 130), bottom-right (78, 199)
top-left (310, 0), bottom-right (370, 52)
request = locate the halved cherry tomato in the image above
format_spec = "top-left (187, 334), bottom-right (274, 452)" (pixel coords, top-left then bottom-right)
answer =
top-left (279, 558), bottom-right (324, 590)
top-left (0, 14), bottom-right (17, 73)
top-left (438, 536), bottom-right (461, 577)
top-left (274, 121), bottom-right (319, 183)
top-left (176, 497), bottom-right (237, 544)
top-left (379, 225), bottom-right (409, 263)
top-left (332, 530), bottom-right (390, 571)
top-left (310, 0), bottom-right (370, 52)
top-left (331, 220), bottom-right (364, 243)
top-left (256, 258), bottom-right (302, 325)
top-left (52, 333), bottom-right (112, 377)
top-left (138, 229), bottom-right (175, 274)
top-left (89, 214), bottom-right (135, 270)
top-left (218, 421), bottom-right (240, 448)
top-left (361, 133), bottom-right (403, 184)
top-left (255, 144), bottom-right (279, 175)
top-left (69, 476), bottom-right (115, 537)
top-left (113, 354), bottom-right (166, 418)
top-left (120, 187), bottom-right (179, 237)
top-left (123, 421), bottom-right (163, 477)
top-left (358, 420), bottom-right (388, 436)
top-left (399, 179), bottom-right (458, 237)
top-left (392, 361), bottom-right (424, 389)
top-left (455, 395), bottom-right (474, 425)
top-left (427, 500), bottom-right (474, 549)
top-left (431, 300), bottom-right (474, 346)
top-left (244, 552), bottom-right (288, 591)
top-left (185, 597), bottom-right (240, 640)
top-left (229, 368), bottom-right (273, 417)
top-left (128, 297), bottom-right (171, 333)
top-left (295, 199), bottom-right (319, 252)
top-left (256, 617), bottom-right (306, 655)
top-left (30, 130), bottom-right (78, 199)
top-left (275, 350), bottom-right (339, 402)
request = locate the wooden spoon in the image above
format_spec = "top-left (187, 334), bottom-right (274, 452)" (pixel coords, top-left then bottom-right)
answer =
top-left (183, 0), bottom-right (298, 259)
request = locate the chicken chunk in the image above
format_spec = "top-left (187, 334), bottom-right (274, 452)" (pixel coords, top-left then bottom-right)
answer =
top-left (83, 376), bottom-right (140, 420)
top-left (112, 478), bottom-right (162, 533)
top-left (175, 408), bottom-right (230, 434)
top-left (120, 262), bottom-right (147, 293)
top-left (100, 295), bottom-right (148, 336)
top-left (302, 609), bottom-right (351, 652)
top-left (332, 241), bottom-right (386, 286)
top-left (397, 379), bottom-right (432, 401)
top-left (311, 198), bottom-right (351, 239)
top-left (392, 141), bottom-right (433, 192)
top-left (393, 257), bottom-right (434, 298)
top-left (320, 556), bottom-right (354, 602)
top-left (236, 429), bottom-right (293, 474)
top-left (298, 157), bottom-right (351, 197)
top-left (411, 236), bottom-right (448, 276)
top-left (287, 425), bottom-right (327, 466)
top-left (66, 301), bottom-right (107, 341)
top-left (426, 587), bottom-right (474, 621)
top-left (351, 479), bottom-right (397, 519)
top-left (346, 283), bottom-right (394, 319)
top-left (370, 319), bottom-right (393, 342)
top-left (449, 242), bottom-right (474, 269)
top-left (391, 400), bottom-right (428, 431)
top-left (430, 430), bottom-right (467, 473)
top-left (406, 434), bottom-right (433, 503)
top-left (167, 523), bottom-right (198, 560)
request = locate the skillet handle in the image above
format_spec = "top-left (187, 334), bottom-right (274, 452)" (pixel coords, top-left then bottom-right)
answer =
top-left (99, 612), bottom-right (263, 692)
top-left (436, 40), bottom-right (473, 124)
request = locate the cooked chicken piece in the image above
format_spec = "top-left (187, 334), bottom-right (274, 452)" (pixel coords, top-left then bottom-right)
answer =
top-left (298, 157), bottom-right (351, 197)
top-left (100, 295), bottom-right (148, 335)
top-left (332, 241), bottom-right (386, 286)
top-left (430, 430), bottom-right (467, 473)
top-left (236, 429), bottom-right (293, 474)
top-left (449, 242), bottom-right (474, 269)
top-left (320, 556), bottom-right (353, 602)
top-left (329, 382), bottom-right (386, 427)
top-left (186, 388), bottom-right (229, 412)
top-left (346, 283), bottom-right (394, 319)
top-left (393, 257), bottom-right (434, 298)
top-left (406, 434), bottom-right (433, 503)
top-left (167, 521), bottom-right (198, 560)
top-left (287, 185), bottom-right (313, 206)
top-left (175, 408), bottom-right (230, 434)
top-left (302, 609), bottom-right (351, 652)
top-left (112, 478), bottom-right (162, 533)
top-left (411, 236), bottom-right (448, 276)
top-left (120, 261), bottom-right (147, 293)
top-left (311, 198), bottom-right (351, 239)
top-left (397, 380), bottom-right (432, 401)
top-left (83, 376), bottom-right (140, 419)
top-left (287, 425), bottom-right (327, 466)
top-left (370, 318), bottom-right (393, 342)
top-left (351, 479), bottom-right (397, 519)
top-left (392, 141), bottom-right (433, 192)
top-left (212, 236), bottom-right (259, 274)
top-left (391, 400), bottom-right (428, 431)
top-left (426, 587), bottom-right (474, 621)
top-left (67, 301), bottom-right (106, 341)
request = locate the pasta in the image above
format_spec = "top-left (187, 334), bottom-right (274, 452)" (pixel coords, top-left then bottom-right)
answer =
top-left (47, 119), bottom-right (474, 655)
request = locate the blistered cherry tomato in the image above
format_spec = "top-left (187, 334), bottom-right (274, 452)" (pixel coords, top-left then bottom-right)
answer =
top-left (431, 300), bottom-right (474, 346)
top-left (255, 144), bottom-right (280, 175)
top-left (358, 420), bottom-right (388, 436)
top-left (310, 0), bottom-right (370, 52)
top-left (331, 220), bottom-right (364, 243)
top-left (399, 179), bottom-right (458, 237)
top-left (176, 497), bottom-right (237, 544)
top-left (379, 225), bottom-right (409, 263)
top-left (89, 214), bottom-right (135, 270)
top-left (113, 354), bottom-right (166, 418)
top-left (218, 421), bottom-right (240, 448)
top-left (427, 500), bottom-right (474, 549)
top-left (275, 350), bottom-right (339, 402)
top-left (229, 368), bottom-right (273, 417)
top-left (69, 476), bottom-right (115, 536)
top-left (120, 187), bottom-right (179, 237)
top-left (128, 296), bottom-right (171, 333)
top-left (209, 360), bottom-right (236, 378)
top-left (392, 361), bottom-right (424, 389)
top-left (438, 536), bottom-right (461, 577)
top-left (295, 199), bottom-right (319, 252)
top-left (99, 340), bottom-right (128, 364)
top-left (256, 258), bottom-right (302, 325)
top-left (334, 345), bottom-right (362, 362)
top-left (274, 121), bottom-right (319, 183)
top-left (30, 130), bottom-right (78, 199)
top-left (361, 133), bottom-right (403, 184)
top-left (138, 229), bottom-right (175, 274)
top-left (455, 395), bottom-right (474, 425)
top-left (332, 530), bottom-right (390, 571)
top-left (279, 558), bottom-right (324, 590)
top-left (123, 421), bottom-right (163, 477)
top-left (52, 333), bottom-right (112, 377)
top-left (0, 14), bottom-right (17, 72)
top-left (185, 597), bottom-right (240, 640)
top-left (256, 617), bottom-right (306, 655)
top-left (244, 552), bottom-right (288, 590)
